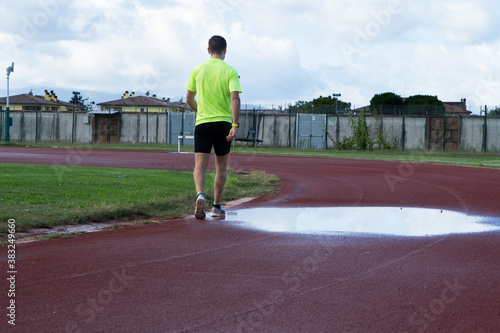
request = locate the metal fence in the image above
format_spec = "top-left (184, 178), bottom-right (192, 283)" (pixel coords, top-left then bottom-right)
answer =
top-left (2, 106), bottom-right (500, 152)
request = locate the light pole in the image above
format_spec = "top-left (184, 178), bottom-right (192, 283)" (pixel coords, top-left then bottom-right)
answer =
top-left (6, 62), bottom-right (14, 143)
top-left (332, 93), bottom-right (341, 114)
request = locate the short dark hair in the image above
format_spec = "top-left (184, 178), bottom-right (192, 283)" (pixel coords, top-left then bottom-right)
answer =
top-left (208, 35), bottom-right (227, 55)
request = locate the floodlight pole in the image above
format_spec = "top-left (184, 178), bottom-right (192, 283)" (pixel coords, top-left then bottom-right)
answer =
top-left (5, 62), bottom-right (14, 143)
top-left (332, 93), bottom-right (341, 114)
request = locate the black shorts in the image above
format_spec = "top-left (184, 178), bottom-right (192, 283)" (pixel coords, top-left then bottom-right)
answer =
top-left (194, 121), bottom-right (232, 156)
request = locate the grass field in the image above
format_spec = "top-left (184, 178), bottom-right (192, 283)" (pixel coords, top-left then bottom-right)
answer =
top-left (0, 163), bottom-right (278, 237)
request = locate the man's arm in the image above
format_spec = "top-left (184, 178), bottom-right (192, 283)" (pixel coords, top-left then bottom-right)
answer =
top-left (226, 91), bottom-right (240, 142)
top-left (231, 91), bottom-right (240, 124)
top-left (186, 90), bottom-right (197, 112)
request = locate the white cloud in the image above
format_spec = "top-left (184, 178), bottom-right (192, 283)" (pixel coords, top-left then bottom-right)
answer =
top-left (435, 2), bottom-right (491, 44)
top-left (1, 0), bottom-right (499, 110)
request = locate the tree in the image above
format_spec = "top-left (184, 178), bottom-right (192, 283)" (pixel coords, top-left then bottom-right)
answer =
top-left (292, 94), bottom-right (351, 114)
top-left (290, 101), bottom-right (312, 113)
top-left (370, 92), bottom-right (403, 107)
top-left (404, 95), bottom-right (443, 115)
top-left (69, 92), bottom-right (88, 109)
top-left (489, 107), bottom-right (500, 116)
top-left (403, 95), bottom-right (442, 106)
top-left (370, 92), bottom-right (403, 115)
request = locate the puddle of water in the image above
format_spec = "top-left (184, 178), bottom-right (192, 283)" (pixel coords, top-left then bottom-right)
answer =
top-left (227, 207), bottom-right (500, 237)
top-left (46, 223), bottom-right (113, 234)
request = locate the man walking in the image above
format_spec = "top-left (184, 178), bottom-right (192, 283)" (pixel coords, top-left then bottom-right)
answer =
top-left (186, 35), bottom-right (242, 219)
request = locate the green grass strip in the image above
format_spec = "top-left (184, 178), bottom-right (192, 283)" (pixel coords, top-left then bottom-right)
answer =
top-left (0, 164), bottom-right (278, 237)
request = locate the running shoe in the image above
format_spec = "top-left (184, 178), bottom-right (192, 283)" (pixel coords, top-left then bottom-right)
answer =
top-left (194, 193), bottom-right (206, 219)
top-left (211, 206), bottom-right (226, 218)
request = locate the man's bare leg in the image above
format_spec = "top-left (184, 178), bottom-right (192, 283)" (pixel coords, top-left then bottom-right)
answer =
top-left (194, 153), bottom-right (210, 219)
top-left (214, 154), bottom-right (229, 204)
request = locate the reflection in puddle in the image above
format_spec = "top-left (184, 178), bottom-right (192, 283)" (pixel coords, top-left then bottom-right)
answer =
top-left (227, 207), bottom-right (500, 237)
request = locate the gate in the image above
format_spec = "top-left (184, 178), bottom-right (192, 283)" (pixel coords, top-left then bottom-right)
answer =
top-left (426, 116), bottom-right (461, 150)
top-left (168, 112), bottom-right (195, 146)
top-left (94, 112), bottom-right (120, 144)
top-left (296, 114), bottom-right (326, 149)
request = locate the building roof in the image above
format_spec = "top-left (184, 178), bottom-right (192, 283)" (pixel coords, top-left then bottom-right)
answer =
top-left (0, 93), bottom-right (82, 109)
top-left (0, 94), bottom-right (60, 106)
top-left (98, 93), bottom-right (193, 110)
top-left (444, 104), bottom-right (472, 115)
top-left (99, 95), bottom-right (169, 107)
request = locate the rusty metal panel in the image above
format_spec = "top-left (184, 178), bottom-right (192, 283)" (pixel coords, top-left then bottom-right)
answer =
top-left (94, 114), bottom-right (121, 144)
top-left (426, 116), bottom-right (461, 150)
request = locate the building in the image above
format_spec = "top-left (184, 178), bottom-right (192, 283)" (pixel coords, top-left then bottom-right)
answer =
top-left (0, 90), bottom-right (84, 112)
top-left (442, 98), bottom-right (471, 115)
top-left (98, 91), bottom-right (192, 113)
top-left (353, 98), bottom-right (472, 116)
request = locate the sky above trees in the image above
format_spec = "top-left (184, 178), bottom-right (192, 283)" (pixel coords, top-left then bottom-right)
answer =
top-left (1, 0), bottom-right (499, 113)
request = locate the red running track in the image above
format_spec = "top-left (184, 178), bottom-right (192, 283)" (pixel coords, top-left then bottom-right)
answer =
top-left (1, 146), bottom-right (500, 332)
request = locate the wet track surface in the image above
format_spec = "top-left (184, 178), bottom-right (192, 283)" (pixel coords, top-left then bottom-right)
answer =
top-left (1, 146), bottom-right (500, 332)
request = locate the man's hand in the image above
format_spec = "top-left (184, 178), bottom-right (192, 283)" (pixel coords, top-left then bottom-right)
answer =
top-left (226, 127), bottom-right (237, 142)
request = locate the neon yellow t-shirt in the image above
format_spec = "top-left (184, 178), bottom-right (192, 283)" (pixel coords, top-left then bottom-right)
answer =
top-left (186, 58), bottom-right (242, 126)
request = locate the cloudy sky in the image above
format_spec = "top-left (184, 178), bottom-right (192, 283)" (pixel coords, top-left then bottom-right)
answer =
top-left (1, 0), bottom-right (499, 112)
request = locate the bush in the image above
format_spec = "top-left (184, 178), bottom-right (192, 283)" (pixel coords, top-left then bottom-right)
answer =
top-left (332, 109), bottom-right (398, 151)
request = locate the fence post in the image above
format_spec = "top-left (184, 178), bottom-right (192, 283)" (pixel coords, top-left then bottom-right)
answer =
top-left (483, 105), bottom-right (488, 153)
top-left (442, 105), bottom-right (446, 151)
top-left (324, 105), bottom-right (328, 150)
top-left (181, 109), bottom-right (185, 146)
top-left (288, 105), bottom-right (292, 148)
top-left (72, 105), bottom-right (76, 143)
top-left (401, 105), bottom-right (405, 151)
top-left (254, 108), bottom-right (258, 148)
top-left (295, 113), bottom-right (299, 149)
top-left (107, 108), bottom-right (111, 143)
top-left (0, 106), bottom-right (3, 141)
top-left (35, 106), bottom-right (39, 142)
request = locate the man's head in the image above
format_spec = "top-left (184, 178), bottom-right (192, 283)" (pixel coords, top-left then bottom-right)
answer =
top-left (208, 35), bottom-right (227, 59)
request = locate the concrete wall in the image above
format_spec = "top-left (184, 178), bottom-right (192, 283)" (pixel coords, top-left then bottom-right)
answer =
top-left (120, 113), bottom-right (140, 144)
top-left (486, 117), bottom-right (500, 152)
top-left (458, 116), bottom-right (500, 152)
top-left (461, 117), bottom-right (484, 151)
top-left (75, 114), bottom-right (93, 143)
top-left (405, 117), bottom-right (427, 150)
top-left (259, 114), bottom-right (293, 147)
top-left (325, 115), bottom-right (353, 148)
top-left (120, 113), bottom-right (169, 144)
top-left (2, 111), bottom-right (93, 143)
top-left (2, 110), bottom-right (500, 152)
